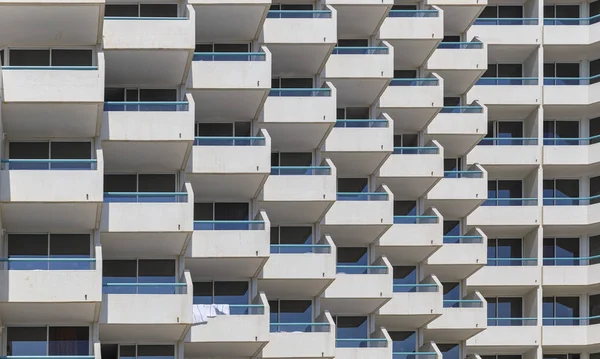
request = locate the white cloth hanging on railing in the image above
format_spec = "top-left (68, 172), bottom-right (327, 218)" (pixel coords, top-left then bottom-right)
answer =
top-left (192, 304), bottom-right (231, 324)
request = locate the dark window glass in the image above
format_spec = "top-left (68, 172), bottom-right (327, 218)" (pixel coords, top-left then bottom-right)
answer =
top-left (51, 142), bottom-right (91, 160)
top-left (9, 142), bottom-right (49, 159)
top-left (278, 226), bottom-right (313, 245)
top-left (497, 121), bottom-right (523, 138)
top-left (393, 70), bottom-right (417, 78)
top-left (51, 50), bottom-right (92, 66)
top-left (137, 345), bottom-right (174, 358)
top-left (7, 327), bottom-right (48, 356)
top-left (105, 88), bottom-right (125, 102)
top-left (556, 63), bottom-right (580, 77)
top-left (10, 50), bottom-right (50, 66)
top-left (590, 294), bottom-right (600, 324)
top-left (442, 36), bottom-right (460, 42)
top-left (337, 39), bottom-right (369, 47)
top-left (337, 247), bottom-right (368, 273)
top-left (194, 203), bottom-right (213, 220)
top-left (338, 178), bottom-right (368, 192)
top-left (555, 5), bottom-right (579, 18)
top-left (49, 234), bottom-right (91, 270)
top-left (499, 5), bottom-right (522, 18)
top-left (280, 78), bottom-right (313, 88)
top-left (479, 6), bottom-right (497, 18)
top-left (138, 259), bottom-right (176, 294)
top-left (139, 89), bottom-right (177, 101)
top-left (196, 123), bottom-right (233, 137)
top-left (591, 117), bottom-right (600, 144)
top-left (497, 64), bottom-right (522, 77)
top-left (48, 327), bottom-right (89, 355)
top-left (105, 4), bottom-right (138, 16)
top-left (213, 44), bottom-right (250, 52)
top-left (591, 235), bottom-right (600, 265)
top-left (104, 175), bottom-right (137, 192)
top-left (138, 174), bottom-right (176, 192)
top-left (592, 1), bottom-right (600, 17)
top-left (442, 282), bottom-right (460, 303)
top-left (394, 201), bottom-right (417, 216)
top-left (214, 203), bottom-right (249, 220)
top-left (544, 63), bottom-right (555, 77)
top-left (139, 4), bottom-right (178, 17)
top-left (389, 331), bottom-right (416, 352)
top-left (193, 282), bottom-right (213, 304)
top-left (335, 316), bottom-right (368, 341)
top-left (443, 221), bottom-right (460, 236)
top-left (234, 122), bottom-right (251, 136)
top-left (344, 107), bottom-right (370, 119)
top-left (277, 152), bottom-right (312, 166)
top-left (483, 64), bottom-right (497, 78)
top-left (280, 4), bottom-right (313, 10)
top-left (7, 234), bottom-right (48, 270)
top-left (195, 44), bottom-right (213, 52)
top-left (544, 5), bottom-right (555, 18)
top-left (391, 5), bottom-right (417, 10)
top-left (214, 281), bottom-right (249, 305)
top-left (443, 97), bottom-right (460, 106)
top-left (437, 344), bottom-right (459, 359)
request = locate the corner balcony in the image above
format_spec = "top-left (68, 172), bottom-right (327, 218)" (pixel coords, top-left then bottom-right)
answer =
top-left (375, 208), bottom-right (443, 265)
top-left (467, 259), bottom-right (540, 295)
top-left (542, 197), bottom-right (600, 231)
top-left (100, 270), bottom-right (193, 342)
top-left (321, 185), bottom-right (393, 246)
top-left (467, 137), bottom-right (541, 168)
top-left (424, 292), bottom-right (487, 342)
top-left (187, 129), bottom-right (271, 200)
top-left (543, 136), bottom-right (600, 166)
top-left (101, 95), bottom-right (195, 172)
top-left (325, 0), bottom-right (392, 37)
top-left (543, 16), bottom-right (600, 46)
top-left (259, 235), bottom-right (336, 298)
top-left (468, 18), bottom-right (541, 45)
top-left (335, 328), bottom-right (392, 359)
top-left (188, 48), bottom-right (271, 120)
top-left (321, 116), bottom-right (393, 176)
top-left (324, 43), bottom-right (393, 106)
top-left (1, 56), bottom-right (104, 138)
top-left (321, 257), bottom-right (393, 314)
top-left (0, 0), bottom-right (103, 46)
top-left (467, 198), bottom-right (541, 234)
top-left (186, 293), bottom-right (269, 357)
top-left (467, 78), bottom-right (541, 112)
top-left (423, 228), bottom-right (487, 281)
top-left (541, 319), bottom-right (594, 348)
top-left (259, 84), bottom-right (336, 151)
top-left (258, 160), bottom-right (336, 223)
top-left (543, 76), bottom-right (600, 106)
top-left (263, 311), bottom-right (336, 359)
top-left (427, 0), bottom-right (486, 34)
top-left (379, 8), bottom-right (443, 68)
top-left (100, 183), bottom-right (194, 256)
top-left (542, 257), bottom-right (600, 289)
top-left (425, 164), bottom-right (488, 218)
top-left (425, 39), bottom-right (487, 95)
top-left (102, 6), bottom-right (195, 85)
top-left (261, 7), bottom-right (337, 74)
top-left (467, 317), bottom-right (540, 349)
top-left (0, 154), bottom-right (103, 232)
top-left (425, 103), bottom-right (487, 158)
top-left (187, 211), bottom-right (270, 279)
top-left (378, 75), bottom-right (443, 132)
top-left (376, 141), bottom-right (444, 198)
top-left (377, 275), bottom-right (443, 329)
top-left (0, 244), bottom-right (102, 324)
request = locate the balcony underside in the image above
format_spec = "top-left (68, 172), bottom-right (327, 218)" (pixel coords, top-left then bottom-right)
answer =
top-left (377, 176), bottom-right (441, 200)
top-left (320, 297), bottom-right (389, 314)
top-left (188, 173), bottom-right (268, 200)
top-left (421, 263), bottom-right (483, 282)
top-left (375, 244), bottom-right (441, 266)
top-left (320, 224), bottom-right (390, 246)
top-left (321, 152), bottom-right (389, 177)
top-left (425, 69), bottom-right (482, 97)
top-left (331, 4), bottom-right (391, 38)
top-left (193, 3), bottom-right (269, 42)
top-left (0, 302), bottom-right (100, 325)
top-left (1, 202), bottom-right (100, 232)
top-left (189, 89), bottom-right (268, 121)
top-left (99, 323), bottom-right (189, 343)
top-left (104, 50), bottom-right (192, 86)
top-left (424, 133), bottom-right (485, 158)
top-left (258, 278), bottom-right (334, 298)
top-left (269, 44), bottom-right (333, 75)
top-left (258, 123), bottom-right (333, 151)
top-left (424, 198), bottom-right (484, 219)
top-left (102, 232), bottom-right (191, 257)
top-left (325, 78), bottom-right (389, 107)
top-left (187, 256), bottom-right (268, 279)
top-left (185, 340), bottom-right (267, 358)
top-left (376, 312), bottom-right (440, 330)
top-left (258, 200), bottom-right (334, 224)
top-left (381, 107), bottom-right (439, 133)
top-left (389, 39), bottom-right (440, 68)
top-left (102, 141), bottom-right (192, 172)
top-left (423, 326), bottom-right (485, 343)
top-left (434, 4), bottom-right (484, 34)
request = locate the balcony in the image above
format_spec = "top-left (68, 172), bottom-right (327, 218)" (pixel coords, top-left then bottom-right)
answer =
top-left (425, 39), bottom-right (487, 95)
top-left (321, 116), bottom-right (393, 176)
top-left (102, 6), bottom-right (195, 85)
top-left (542, 319), bottom-right (598, 348)
top-left (425, 103), bottom-right (487, 157)
top-left (468, 78), bottom-right (541, 110)
top-left (261, 7), bottom-right (337, 74)
top-left (0, 154), bottom-right (103, 232)
top-left (377, 75), bottom-right (443, 132)
top-left (187, 129), bottom-right (271, 199)
top-left (543, 136), bottom-right (600, 166)
top-left (467, 319), bottom-right (540, 349)
top-left (377, 275), bottom-right (443, 329)
top-left (186, 293), bottom-right (269, 357)
top-left (467, 137), bottom-right (541, 168)
top-left (543, 76), bottom-right (600, 106)
top-left (321, 257), bottom-right (393, 314)
top-left (423, 228), bottom-right (487, 281)
top-left (321, 186), bottom-right (393, 245)
top-left (379, 8), bottom-right (444, 68)
top-left (542, 256), bottom-right (600, 288)
top-left (324, 43), bottom-right (393, 105)
top-left (259, 235), bottom-right (336, 298)
top-left (467, 261), bottom-right (540, 295)
top-left (186, 211), bottom-right (270, 279)
top-left (1, 55), bottom-right (104, 138)
top-left (467, 198), bottom-right (541, 232)
top-left (258, 160), bottom-right (337, 223)
top-left (542, 197), bottom-right (600, 230)
top-left (188, 48), bottom-right (271, 120)
top-left (0, 243), bottom-right (102, 324)
top-left (335, 328), bottom-right (392, 359)
top-left (425, 164), bottom-right (488, 218)
top-left (424, 292), bottom-right (487, 342)
top-left (100, 183), bottom-right (194, 256)
top-left (468, 18), bottom-right (541, 45)
top-left (427, 0), bottom-right (486, 34)
top-left (376, 141), bottom-right (444, 198)
top-left (259, 84), bottom-right (336, 151)
top-left (100, 271), bottom-right (193, 342)
top-left (375, 208), bottom-right (443, 265)
top-left (0, 0), bottom-right (103, 46)
top-left (263, 311), bottom-right (336, 359)
top-left (543, 16), bottom-right (600, 46)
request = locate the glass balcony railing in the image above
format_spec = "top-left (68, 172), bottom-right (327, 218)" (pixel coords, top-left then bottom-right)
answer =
top-left (393, 352), bottom-right (438, 359)
top-left (104, 101), bottom-right (189, 111)
top-left (476, 77), bottom-right (539, 85)
top-left (104, 15), bottom-right (189, 20)
top-left (335, 338), bottom-right (388, 348)
top-left (2, 65), bottom-right (98, 70)
top-left (270, 322), bottom-right (331, 332)
top-left (543, 195), bottom-right (600, 206)
top-left (269, 88), bottom-right (331, 97)
top-left (193, 136), bottom-right (265, 146)
top-left (336, 192), bottom-right (388, 201)
top-left (393, 215), bottom-right (439, 224)
top-left (488, 317), bottom-right (537, 326)
top-left (193, 220), bottom-right (265, 231)
top-left (389, 78), bottom-right (439, 86)
top-left (392, 283), bottom-right (438, 293)
top-left (392, 146), bottom-right (439, 154)
top-left (443, 235), bottom-right (483, 244)
top-left (482, 198), bottom-right (538, 206)
top-left (544, 74), bottom-right (600, 85)
top-left (437, 42), bottom-right (483, 49)
top-left (479, 137), bottom-right (538, 146)
top-left (474, 18), bottom-right (539, 25)
top-left (544, 135), bottom-right (600, 145)
top-left (103, 192), bottom-right (188, 203)
top-left (544, 14), bottom-right (600, 25)
top-left (388, 9), bottom-right (439, 17)
top-left (543, 254), bottom-right (600, 266)
top-left (332, 46), bottom-right (389, 55)
top-left (193, 52), bottom-right (266, 61)
top-left (334, 119), bottom-right (388, 128)
top-left (1, 159), bottom-right (97, 170)
top-left (543, 315), bottom-right (600, 326)
top-left (439, 106), bottom-right (484, 113)
top-left (270, 166), bottom-right (331, 175)
top-left (443, 299), bottom-right (483, 308)
top-left (267, 9), bottom-right (332, 18)
top-left (0, 257), bottom-right (96, 270)
top-left (270, 243), bottom-right (331, 254)
top-left (443, 170), bottom-right (484, 178)
top-left (103, 281), bottom-right (187, 294)
top-left (487, 257), bottom-right (538, 266)
top-left (336, 264), bottom-right (388, 274)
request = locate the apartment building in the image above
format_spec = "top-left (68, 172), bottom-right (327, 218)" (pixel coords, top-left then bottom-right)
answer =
top-left (1, 0), bottom-right (600, 359)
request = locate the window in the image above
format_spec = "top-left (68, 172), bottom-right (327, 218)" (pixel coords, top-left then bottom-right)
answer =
top-left (7, 234), bottom-right (91, 270)
top-left (591, 117), bottom-right (600, 144)
top-left (337, 247), bottom-right (368, 274)
top-left (338, 178), bottom-right (368, 192)
top-left (8, 141), bottom-right (92, 169)
top-left (104, 88), bottom-right (178, 102)
top-left (544, 5), bottom-right (579, 18)
top-left (442, 282), bottom-right (460, 307)
top-left (389, 331), bottom-right (416, 354)
top-left (270, 226), bottom-right (316, 253)
top-left (486, 297), bottom-right (523, 325)
top-left (394, 201), bottom-right (417, 216)
top-left (591, 235), bottom-right (600, 265)
top-left (486, 180), bottom-right (523, 206)
top-left (392, 266), bottom-right (417, 292)
top-left (194, 202), bottom-right (249, 220)
top-left (337, 39), bottom-right (369, 47)
top-left (443, 97), bottom-right (460, 106)
top-left (478, 5), bottom-right (523, 18)
top-left (543, 120), bottom-right (580, 145)
top-left (194, 43), bottom-right (250, 52)
top-left (442, 35), bottom-right (460, 42)
top-left (7, 327), bottom-right (89, 356)
top-left (110, 345), bottom-right (174, 359)
top-left (393, 134), bottom-right (419, 148)
top-left (193, 281), bottom-right (250, 313)
top-left (544, 355), bottom-right (580, 359)
top-left (271, 78), bottom-right (313, 89)
top-left (104, 174), bottom-right (177, 192)
top-left (543, 296), bottom-right (580, 325)
top-left (482, 64), bottom-right (523, 81)
top-left (195, 122), bottom-right (251, 137)
top-left (483, 121), bottom-right (524, 145)
top-left (269, 300), bottom-right (313, 331)
top-left (8, 49), bottom-right (93, 66)
top-left (544, 63), bottom-right (580, 84)
top-left (105, 4), bottom-right (178, 17)
top-left (443, 220), bottom-right (460, 243)
top-left (590, 294), bottom-right (600, 325)
top-left (337, 107), bottom-right (370, 119)
top-left (543, 179), bottom-right (580, 205)
top-left (487, 238), bottom-right (523, 266)
top-left (393, 70), bottom-right (417, 78)
top-left (103, 259), bottom-right (177, 294)
top-left (437, 344), bottom-right (460, 359)
top-left (543, 238), bottom-right (580, 266)
top-left (270, 3), bottom-right (313, 10)
top-left (444, 158), bottom-right (462, 172)
top-left (334, 316), bottom-right (368, 346)
top-left (391, 5), bottom-right (416, 10)
top-left (271, 152), bottom-right (312, 166)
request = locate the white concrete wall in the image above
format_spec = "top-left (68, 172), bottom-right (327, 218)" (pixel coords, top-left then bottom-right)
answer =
top-left (380, 7), bottom-right (443, 40)
top-left (261, 83), bottom-right (337, 124)
top-left (325, 41), bottom-right (393, 79)
top-left (427, 108), bottom-right (487, 135)
top-left (261, 159), bottom-right (337, 202)
top-left (323, 185), bottom-right (393, 225)
top-left (324, 257), bottom-right (392, 299)
top-left (427, 44), bottom-right (487, 70)
top-left (378, 208), bottom-right (443, 247)
top-left (467, 25), bottom-right (540, 45)
top-left (262, 5), bottom-right (337, 44)
top-left (323, 115), bottom-right (393, 153)
top-left (379, 73), bottom-right (444, 109)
